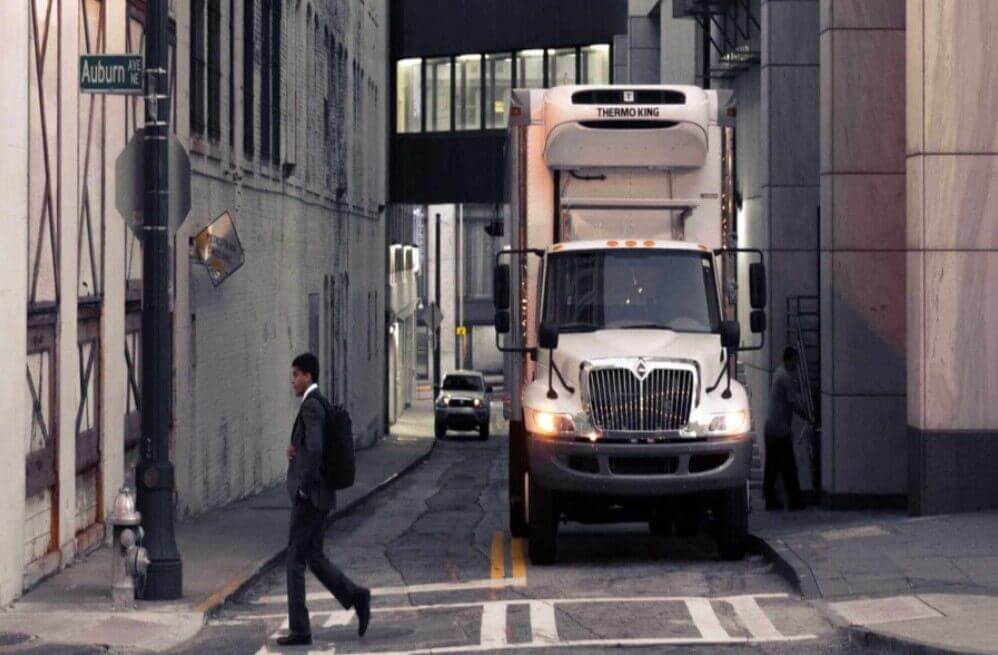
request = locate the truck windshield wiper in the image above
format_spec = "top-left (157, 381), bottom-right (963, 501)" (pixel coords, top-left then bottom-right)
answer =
top-left (556, 322), bottom-right (601, 333)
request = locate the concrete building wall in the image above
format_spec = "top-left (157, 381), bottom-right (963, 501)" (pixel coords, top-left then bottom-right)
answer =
top-left (820, 0), bottom-right (907, 503)
top-left (0, 0), bottom-right (387, 602)
top-left (907, 0), bottom-right (998, 514)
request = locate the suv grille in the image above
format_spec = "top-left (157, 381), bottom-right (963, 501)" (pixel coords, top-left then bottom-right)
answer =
top-left (587, 367), bottom-right (695, 432)
top-left (448, 398), bottom-right (475, 408)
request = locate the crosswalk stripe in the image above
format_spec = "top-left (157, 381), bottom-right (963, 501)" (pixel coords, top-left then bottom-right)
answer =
top-left (726, 595), bottom-right (784, 640)
top-left (528, 601), bottom-right (559, 645)
top-left (254, 576), bottom-right (527, 605)
top-left (323, 609), bottom-right (354, 628)
top-left (685, 598), bottom-right (730, 641)
top-left (479, 602), bottom-right (507, 647)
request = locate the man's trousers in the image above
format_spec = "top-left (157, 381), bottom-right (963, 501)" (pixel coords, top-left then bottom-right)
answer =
top-left (763, 433), bottom-right (802, 509)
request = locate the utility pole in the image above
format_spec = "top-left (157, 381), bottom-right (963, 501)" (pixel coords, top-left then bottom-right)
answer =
top-left (135, 0), bottom-right (182, 600)
top-left (433, 212), bottom-right (442, 398)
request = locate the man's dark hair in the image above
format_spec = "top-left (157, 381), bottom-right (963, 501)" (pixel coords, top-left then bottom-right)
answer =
top-left (782, 346), bottom-right (799, 368)
top-left (292, 353), bottom-right (320, 382)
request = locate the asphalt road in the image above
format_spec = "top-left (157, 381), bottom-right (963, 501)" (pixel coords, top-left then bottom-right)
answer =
top-left (173, 414), bottom-right (878, 655)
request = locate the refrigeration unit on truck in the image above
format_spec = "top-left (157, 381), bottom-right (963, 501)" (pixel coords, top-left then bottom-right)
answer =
top-left (493, 85), bottom-right (768, 564)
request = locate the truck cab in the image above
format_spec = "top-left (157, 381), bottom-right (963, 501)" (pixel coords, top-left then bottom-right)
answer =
top-left (494, 85), bottom-right (767, 564)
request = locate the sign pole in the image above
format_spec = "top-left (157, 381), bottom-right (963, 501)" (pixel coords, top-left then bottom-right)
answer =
top-left (136, 0), bottom-right (182, 600)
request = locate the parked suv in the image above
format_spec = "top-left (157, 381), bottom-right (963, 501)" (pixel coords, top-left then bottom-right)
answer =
top-left (435, 371), bottom-right (492, 440)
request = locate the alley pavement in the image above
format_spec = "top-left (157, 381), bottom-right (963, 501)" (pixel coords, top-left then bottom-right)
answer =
top-left (177, 413), bottom-right (874, 655)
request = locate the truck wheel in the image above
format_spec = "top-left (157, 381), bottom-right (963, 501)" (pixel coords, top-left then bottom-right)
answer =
top-left (715, 486), bottom-right (748, 560)
top-left (527, 475), bottom-right (557, 565)
top-left (479, 421), bottom-right (490, 440)
top-left (509, 421), bottom-right (528, 538)
top-left (434, 421), bottom-right (446, 439)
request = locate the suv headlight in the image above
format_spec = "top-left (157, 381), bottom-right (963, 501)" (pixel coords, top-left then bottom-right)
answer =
top-left (473, 398), bottom-right (483, 408)
top-left (525, 408), bottom-right (576, 436)
top-left (680, 410), bottom-right (748, 438)
top-left (436, 395), bottom-right (450, 408)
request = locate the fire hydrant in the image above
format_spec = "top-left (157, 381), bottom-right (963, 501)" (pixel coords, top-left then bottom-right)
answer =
top-left (108, 485), bottom-right (150, 606)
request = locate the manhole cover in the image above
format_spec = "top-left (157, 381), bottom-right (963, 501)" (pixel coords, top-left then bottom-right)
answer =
top-left (0, 632), bottom-right (33, 646)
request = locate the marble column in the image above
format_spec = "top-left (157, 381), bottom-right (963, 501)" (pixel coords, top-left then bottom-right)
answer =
top-left (819, 0), bottom-right (907, 504)
top-left (907, 0), bottom-right (998, 514)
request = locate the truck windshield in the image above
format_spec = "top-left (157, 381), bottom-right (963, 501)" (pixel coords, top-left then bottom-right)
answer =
top-left (542, 250), bottom-right (721, 333)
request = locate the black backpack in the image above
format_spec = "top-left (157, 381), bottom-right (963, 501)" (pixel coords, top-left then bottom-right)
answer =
top-left (317, 397), bottom-right (356, 490)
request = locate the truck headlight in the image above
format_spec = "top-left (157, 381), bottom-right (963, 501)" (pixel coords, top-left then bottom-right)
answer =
top-left (525, 408), bottom-right (576, 436)
top-left (680, 410), bottom-right (748, 438)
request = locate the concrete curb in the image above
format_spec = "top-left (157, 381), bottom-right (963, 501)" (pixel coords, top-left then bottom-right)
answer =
top-left (747, 533), bottom-right (821, 599)
top-left (193, 439), bottom-right (436, 620)
top-left (845, 625), bottom-right (993, 655)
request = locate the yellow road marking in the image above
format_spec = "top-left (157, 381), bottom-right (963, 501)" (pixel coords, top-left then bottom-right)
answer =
top-left (510, 537), bottom-right (527, 581)
top-left (490, 532), bottom-right (505, 586)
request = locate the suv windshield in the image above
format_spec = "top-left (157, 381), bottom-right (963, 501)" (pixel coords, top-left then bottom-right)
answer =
top-left (542, 250), bottom-right (721, 333)
top-left (442, 375), bottom-right (485, 391)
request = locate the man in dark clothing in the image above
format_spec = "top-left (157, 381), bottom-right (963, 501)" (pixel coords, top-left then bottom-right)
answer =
top-left (764, 346), bottom-right (811, 510)
top-left (277, 353), bottom-right (371, 647)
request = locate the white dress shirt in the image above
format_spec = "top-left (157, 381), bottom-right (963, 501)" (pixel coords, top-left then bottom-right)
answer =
top-left (302, 383), bottom-right (318, 402)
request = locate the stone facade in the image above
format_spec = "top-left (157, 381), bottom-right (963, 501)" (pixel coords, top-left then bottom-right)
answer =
top-left (0, 0), bottom-right (387, 605)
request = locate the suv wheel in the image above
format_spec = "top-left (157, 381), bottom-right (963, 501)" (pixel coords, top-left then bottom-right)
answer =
top-left (527, 475), bottom-right (557, 565)
top-left (434, 421), bottom-right (446, 439)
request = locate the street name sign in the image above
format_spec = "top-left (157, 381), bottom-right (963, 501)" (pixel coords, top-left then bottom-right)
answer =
top-left (80, 55), bottom-right (143, 94)
top-left (192, 211), bottom-right (245, 287)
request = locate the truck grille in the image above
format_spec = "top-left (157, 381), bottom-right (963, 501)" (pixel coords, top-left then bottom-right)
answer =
top-left (587, 367), bottom-right (695, 432)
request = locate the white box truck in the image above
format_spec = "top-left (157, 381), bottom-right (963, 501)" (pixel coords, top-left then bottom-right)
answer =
top-left (494, 85), bottom-right (768, 564)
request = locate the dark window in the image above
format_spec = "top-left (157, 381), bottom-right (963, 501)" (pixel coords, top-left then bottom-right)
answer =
top-left (270, 1), bottom-right (280, 166)
top-left (260, 0), bottom-right (271, 161)
top-left (228, 0), bottom-right (235, 146)
top-left (243, 0), bottom-right (254, 156)
top-left (442, 375), bottom-right (485, 392)
top-left (190, 0), bottom-right (206, 135)
top-left (207, 0), bottom-right (221, 139)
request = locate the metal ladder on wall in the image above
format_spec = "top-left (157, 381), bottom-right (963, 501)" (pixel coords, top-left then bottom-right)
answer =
top-left (786, 295), bottom-right (821, 500)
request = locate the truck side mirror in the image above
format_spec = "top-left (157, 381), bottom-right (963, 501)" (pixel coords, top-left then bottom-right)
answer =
top-left (749, 263), bottom-right (767, 309)
top-left (539, 321), bottom-right (560, 350)
top-left (750, 309), bottom-right (766, 334)
top-left (495, 310), bottom-right (511, 334)
top-left (720, 320), bottom-right (740, 351)
top-left (494, 264), bottom-right (510, 311)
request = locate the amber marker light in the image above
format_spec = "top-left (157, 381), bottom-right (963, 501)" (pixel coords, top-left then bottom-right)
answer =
top-left (625, 240), bottom-right (637, 247)
top-left (607, 240), bottom-right (619, 247)
top-left (643, 240), bottom-right (655, 247)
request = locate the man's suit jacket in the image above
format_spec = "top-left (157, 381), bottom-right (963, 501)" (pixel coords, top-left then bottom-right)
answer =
top-left (286, 390), bottom-right (335, 513)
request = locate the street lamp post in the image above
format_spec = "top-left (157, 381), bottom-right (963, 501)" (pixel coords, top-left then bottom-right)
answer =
top-left (135, 0), bottom-right (182, 600)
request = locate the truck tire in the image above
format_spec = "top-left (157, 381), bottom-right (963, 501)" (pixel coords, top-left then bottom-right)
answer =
top-left (716, 486), bottom-right (748, 560)
top-left (508, 421), bottom-right (528, 538)
top-left (527, 475), bottom-right (557, 565)
top-left (434, 421), bottom-right (446, 439)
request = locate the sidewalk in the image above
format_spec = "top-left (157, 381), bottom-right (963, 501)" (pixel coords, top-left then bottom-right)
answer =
top-left (751, 506), bottom-right (998, 654)
top-left (0, 401), bottom-right (436, 654)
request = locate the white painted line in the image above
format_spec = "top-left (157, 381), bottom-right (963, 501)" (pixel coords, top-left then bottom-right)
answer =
top-left (529, 601), bottom-right (560, 645)
top-left (726, 595), bottom-right (784, 640)
top-left (479, 602), bottom-right (508, 648)
top-left (296, 634), bottom-right (817, 655)
top-left (685, 598), bottom-right (730, 641)
top-left (254, 577), bottom-right (527, 605)
top-left (323, 609), bottom-right (354, 628)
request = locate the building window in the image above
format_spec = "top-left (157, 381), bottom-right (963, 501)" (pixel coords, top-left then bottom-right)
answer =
top-left (190, 0), bottom-right (206, 135)
top-left (580, 44), bottom-right (611, 83)
top-left (485, 53), bottom-right (512, 129)
top-left (455, 54), bottom-right (481, 131)
top-left (395, 58), bottom-right (421, 133)
top-left (260, 0), bottom-right (272, 160)
top-left (270, 1), bottom-right (281, 166)
top-left (547, 47), bottom-right (576, 86)
top-left (243, 0), bottom-right (254, 156)
top-left (463, 209), bottom-right (502, 300)
top-left (515, 49), bottom-right (543, 89)
top-left (426, 57), bottom-right (451, 132)
top-left (207, 0), bottom-right (222, 139)
top-left (228, 0), bottom-right (235, 146)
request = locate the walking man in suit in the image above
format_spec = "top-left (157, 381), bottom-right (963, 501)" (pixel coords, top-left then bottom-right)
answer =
top-left (277, 353), bottom-right (371, 647)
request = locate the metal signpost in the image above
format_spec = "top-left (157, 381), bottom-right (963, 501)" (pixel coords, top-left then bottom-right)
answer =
top-left (134, 0), bottom-right (183, 600)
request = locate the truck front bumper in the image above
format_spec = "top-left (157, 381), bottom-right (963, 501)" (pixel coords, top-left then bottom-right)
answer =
top-left (527, 433), bottom-right (752, 496)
